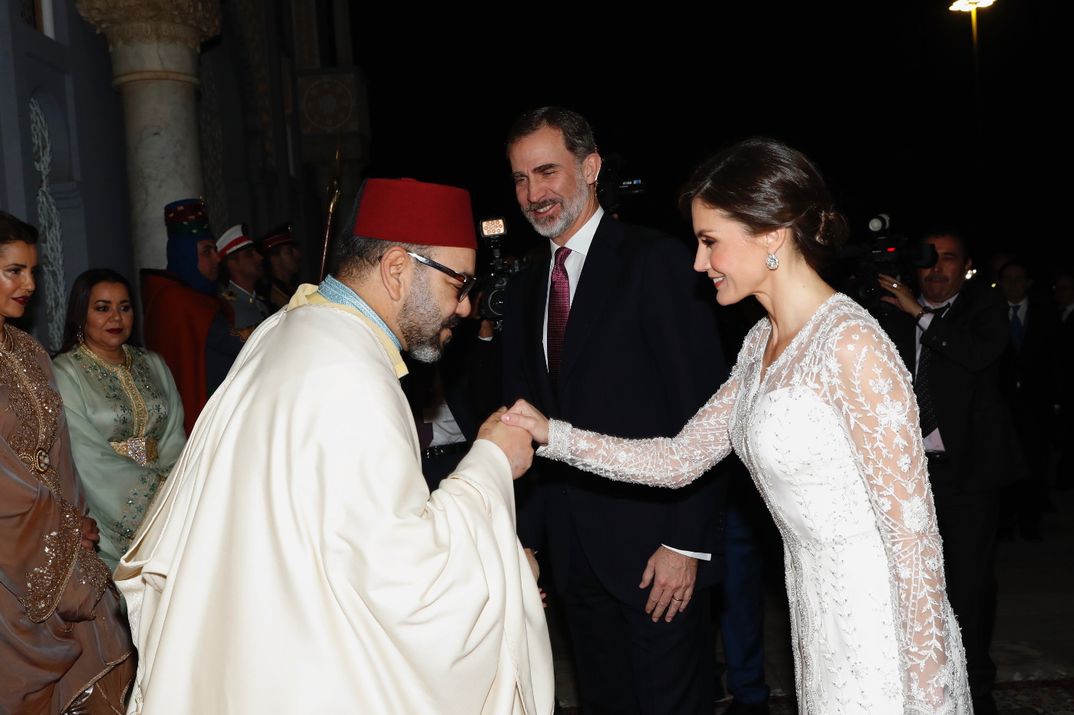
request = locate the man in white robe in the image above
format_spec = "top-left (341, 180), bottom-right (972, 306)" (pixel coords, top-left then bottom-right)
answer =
top-left (116, 178), bottom-right (554, 714)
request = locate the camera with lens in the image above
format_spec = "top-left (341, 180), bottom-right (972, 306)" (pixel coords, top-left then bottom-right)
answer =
top-left (596, 153), bottom-right (646, 215)
top-left (837, 214), bottom-right (937, 315)
top-left (475, 217), bottom-right (527, 330)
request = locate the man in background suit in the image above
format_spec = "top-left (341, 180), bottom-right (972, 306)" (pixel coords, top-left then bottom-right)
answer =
top-left (878, 232), bottom-right (1016, 715)
top-left (997, 258), bottom-right (1056, 540)
top-left (501, 107), bottom-right (727, 715)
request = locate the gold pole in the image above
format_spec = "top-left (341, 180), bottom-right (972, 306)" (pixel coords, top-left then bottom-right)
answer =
top-left (319, 142), bottom-right (344, 281)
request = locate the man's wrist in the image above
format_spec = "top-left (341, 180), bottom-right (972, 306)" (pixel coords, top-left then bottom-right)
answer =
top-left (662, 544), bottom-right (711, 561)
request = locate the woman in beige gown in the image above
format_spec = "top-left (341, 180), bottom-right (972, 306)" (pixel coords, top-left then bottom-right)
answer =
top-left (0, 212), bottom-right (133, 714)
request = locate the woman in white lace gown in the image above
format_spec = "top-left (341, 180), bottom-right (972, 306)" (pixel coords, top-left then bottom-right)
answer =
top-left (503, 138), bottom-right (971, 714)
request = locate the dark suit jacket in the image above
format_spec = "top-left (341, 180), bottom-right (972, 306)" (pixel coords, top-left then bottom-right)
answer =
top-left (1058, 309), bottom-right (1074, 420)
top-left (881, 280), bottom-right (1020, 493)
top-left (501, 214), bottom-right (729, 606)
top-left (1000, 298), bottom-right (1058, 411)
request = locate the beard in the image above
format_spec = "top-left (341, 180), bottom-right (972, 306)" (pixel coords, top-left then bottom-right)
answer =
top-left (522, 167), bottom-right (591, 240)
top-left (399, 270), bottom-right (458, 364)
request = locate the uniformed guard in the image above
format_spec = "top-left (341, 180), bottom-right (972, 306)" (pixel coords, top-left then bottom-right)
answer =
top-left (259, 222), bottom-right (301, 310)
top-left (217, 224), bottom-right (272, 330)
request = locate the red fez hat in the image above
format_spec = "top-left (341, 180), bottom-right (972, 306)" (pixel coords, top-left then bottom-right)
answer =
top-left (354, 178), bottom-right (476, 250)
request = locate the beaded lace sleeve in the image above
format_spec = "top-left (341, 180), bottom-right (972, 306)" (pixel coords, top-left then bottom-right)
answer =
top-left (537, 359), bottom-right (742, 488)
top-left (824, 320), bottom-right (967, 712)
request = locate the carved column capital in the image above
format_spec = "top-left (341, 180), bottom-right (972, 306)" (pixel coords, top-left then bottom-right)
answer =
top-left (76, 0), bottom-right (220, 50)
top-left (76, 0), bottom-right (216, 275)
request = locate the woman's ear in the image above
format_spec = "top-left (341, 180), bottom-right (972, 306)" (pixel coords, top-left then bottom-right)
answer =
top-left (765, 226), bottom-right (790, 256)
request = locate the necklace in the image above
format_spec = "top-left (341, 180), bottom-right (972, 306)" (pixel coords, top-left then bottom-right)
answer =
top-left (80, 342), bottom-right (133, 370)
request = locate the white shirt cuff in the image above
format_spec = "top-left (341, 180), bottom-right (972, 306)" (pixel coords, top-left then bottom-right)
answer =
top-left (662, 544), bottom-right (711, 561)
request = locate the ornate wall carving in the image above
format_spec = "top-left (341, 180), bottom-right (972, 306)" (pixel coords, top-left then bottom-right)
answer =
top-left (231, 0), bottom-right (274, 166)
top-left (198, 51), bottom-right (229, 235)
top-left (75, 0), bottom-right (221, 49)
top-left (299, 75), bottom-right (361, 135)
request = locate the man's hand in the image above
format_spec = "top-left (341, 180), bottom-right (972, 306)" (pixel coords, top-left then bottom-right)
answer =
top-left (478, 407), bottom-right (534, 479)
top-left (80, 515), bottom-right (100, 551)
top-left (877, 273), bottom-right (922, 317)
top-left (639, 546), bottom-right (697, 623)
top-left (524, 547), bottom-right (548, 608)
top-left (524, 547), bottom-right (540, 581)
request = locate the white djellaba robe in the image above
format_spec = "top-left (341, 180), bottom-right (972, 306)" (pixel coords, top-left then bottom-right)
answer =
top-left (115, 285), bottom-right (554, 714)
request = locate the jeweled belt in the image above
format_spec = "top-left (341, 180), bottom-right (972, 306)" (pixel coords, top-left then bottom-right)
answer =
top-left (110, 436), bottom-right (158, 466)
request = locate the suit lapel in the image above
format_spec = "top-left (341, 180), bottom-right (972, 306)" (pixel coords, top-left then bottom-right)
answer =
top-left (894, 320), bottom-right (916, 377)
top-left (525, 246), bottom-right (558, 411)
top-left (884, 292), bottom-right (968, 378)
top-left (559, 215), bottom-right (623, 388)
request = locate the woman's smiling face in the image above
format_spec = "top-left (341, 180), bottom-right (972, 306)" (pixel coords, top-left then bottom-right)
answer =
top-left (0, 241), bottom-right (38, 321)
top-left (691, 200), bottom-right (769, 306)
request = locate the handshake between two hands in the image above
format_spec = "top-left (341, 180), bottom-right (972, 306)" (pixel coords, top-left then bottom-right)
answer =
top-left (475, 400), bottom-right (550, 607)
top-left (475, 399), bottom-right (550, 480)
top-left (478, 400), bottom-right (696, 622)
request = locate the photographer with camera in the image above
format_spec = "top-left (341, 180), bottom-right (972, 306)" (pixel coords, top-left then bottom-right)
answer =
top-left (876, 231), bottom-right (1016, 715)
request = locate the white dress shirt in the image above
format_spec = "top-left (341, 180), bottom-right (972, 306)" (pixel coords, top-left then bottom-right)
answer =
top-left (1008, 298), bottom-right (1028, 325)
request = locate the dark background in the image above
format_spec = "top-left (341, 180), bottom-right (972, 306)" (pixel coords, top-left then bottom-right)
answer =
top-left (350, 3), bottom-right (1063, 279)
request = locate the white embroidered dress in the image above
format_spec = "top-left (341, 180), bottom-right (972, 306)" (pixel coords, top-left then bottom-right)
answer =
top-left (540, 294), bottom-right (971, 714)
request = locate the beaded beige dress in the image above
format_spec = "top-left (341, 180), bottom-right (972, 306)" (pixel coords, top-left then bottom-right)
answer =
top-left (0, 325), bottom-right (132, 713)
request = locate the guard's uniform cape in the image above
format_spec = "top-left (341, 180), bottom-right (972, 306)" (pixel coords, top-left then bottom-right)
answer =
top-left (116, 285), bottom-right (554, 714)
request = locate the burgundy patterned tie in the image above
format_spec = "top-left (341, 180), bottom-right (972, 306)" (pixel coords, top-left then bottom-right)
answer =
top-left (547, 246), bottom-right (572, 385)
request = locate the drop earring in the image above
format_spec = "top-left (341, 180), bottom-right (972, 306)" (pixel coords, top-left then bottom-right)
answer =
top-left (766, 253), bottom-right (779, 271)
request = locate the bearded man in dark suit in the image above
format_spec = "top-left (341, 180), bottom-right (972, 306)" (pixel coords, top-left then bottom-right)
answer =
top-left (878, 232), bottom-right (1017, 715)
top-left (500, 107), bottom-right (727, 715)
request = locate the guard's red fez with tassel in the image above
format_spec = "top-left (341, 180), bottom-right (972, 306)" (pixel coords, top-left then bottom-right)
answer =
top-left (353, 178), bottom-right (476, 250)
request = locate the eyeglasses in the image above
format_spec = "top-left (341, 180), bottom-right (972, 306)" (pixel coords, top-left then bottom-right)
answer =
top-left (406, 251), bottom-right (477, 302)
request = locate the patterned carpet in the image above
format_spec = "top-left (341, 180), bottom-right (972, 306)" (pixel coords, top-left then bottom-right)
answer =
top-left (993, 678), bottom-right (1074, 714)
top-left (555, 679), bottom-right (1074, 714)
top-left (750, 681), bottom-right (1074, 714)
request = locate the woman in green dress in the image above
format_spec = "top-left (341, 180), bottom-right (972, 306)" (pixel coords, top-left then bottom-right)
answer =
top-left (53, 269), bottom-right (186, 571)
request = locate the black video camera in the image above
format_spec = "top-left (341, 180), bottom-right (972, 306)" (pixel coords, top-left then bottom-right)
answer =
top-left (475, 218), bottom-right (527, 330)
top-left (596, 153), bottom-right (645, 215)
top-left (837, 214), bottom-right (937, 315)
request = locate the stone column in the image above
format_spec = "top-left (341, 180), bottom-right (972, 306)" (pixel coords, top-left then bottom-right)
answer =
top-left (76, 1), bottom-right (220, 275)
